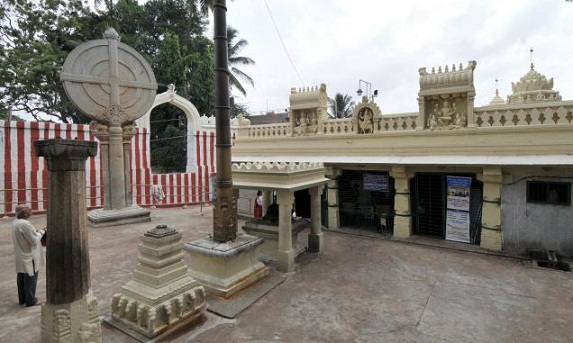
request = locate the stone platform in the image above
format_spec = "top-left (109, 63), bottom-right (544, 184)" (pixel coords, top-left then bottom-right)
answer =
top-left (184, 234), bottom-right (269, 299)
top-left (87, 206), bottom-right (151, 228)
top-left (242, 218), bottom-right (309, 262)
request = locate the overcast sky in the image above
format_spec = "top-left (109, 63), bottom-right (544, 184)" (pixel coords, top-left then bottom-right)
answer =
top-left (222, 0), bottom-right (573, 115)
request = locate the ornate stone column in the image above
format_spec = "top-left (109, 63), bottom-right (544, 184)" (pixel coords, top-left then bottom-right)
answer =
top-left (479, 167), bottom-right (503, 251)
top-left (276, 190), bottom-right (295, 272)
top-left (390, 165), bottom-right (412, 238)
top-left (308, 186), bottom-right (323, 253)
top-left (35, 139), bottom-right (101, 343)
top-left (122, 123), bottom-right (136, 207)
top-left (416, 95), bottom-right (426, 130)
top-left (466, 92), bottom-right (476, 128)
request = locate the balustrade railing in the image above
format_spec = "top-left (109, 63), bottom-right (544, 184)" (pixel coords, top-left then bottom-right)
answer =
top-left (376, 112), bottom-right (419, 132)
top-left (474, 102), bottom-right (573, 128)
top-left (237, 102), bottom-right (573, 139)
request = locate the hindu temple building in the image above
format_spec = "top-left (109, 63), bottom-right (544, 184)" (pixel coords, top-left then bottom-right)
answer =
top-left (232, 60), bottom-right (573, 258)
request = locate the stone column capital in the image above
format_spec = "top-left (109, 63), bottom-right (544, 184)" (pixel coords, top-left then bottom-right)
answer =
top-left (34, 139), bottom-right (98, 171)
top-left (122, 122), bottom-right (136, 141)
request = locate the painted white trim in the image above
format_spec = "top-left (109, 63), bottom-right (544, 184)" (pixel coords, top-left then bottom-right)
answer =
top-left (232, 155), bottom-right (573, 166)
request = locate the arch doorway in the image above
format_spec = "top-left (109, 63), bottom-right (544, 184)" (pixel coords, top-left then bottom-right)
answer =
top-left (136, 84), bottom-right (202, 173)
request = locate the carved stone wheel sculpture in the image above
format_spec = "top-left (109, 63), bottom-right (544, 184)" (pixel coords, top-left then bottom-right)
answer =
top-left (61, 28), bottom-right (157, 126)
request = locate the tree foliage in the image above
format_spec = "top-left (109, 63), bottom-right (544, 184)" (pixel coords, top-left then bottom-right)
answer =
top-left (228, 26), bottom-right (255, 96)
top-left (328, 93), bottom-right (355, 118)
top-left (150, 104), bottom-right (187, 173)
top-left (0, 0), bottom-right (223, 122)
top-left (0, 0), bottom-right (101, 123)
top-left (1, 0), bottom-right (254, 172)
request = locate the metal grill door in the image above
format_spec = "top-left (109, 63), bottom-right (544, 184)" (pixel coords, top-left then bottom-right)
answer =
top-left (414, 173), bottom-right (446, 238)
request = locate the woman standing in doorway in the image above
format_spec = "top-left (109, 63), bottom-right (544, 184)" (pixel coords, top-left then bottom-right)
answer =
top-left (254, 191), bottom-right (263, 218)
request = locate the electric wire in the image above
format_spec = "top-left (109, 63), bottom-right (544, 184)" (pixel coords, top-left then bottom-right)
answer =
top-left (263, 0), bottom-right (305, 85)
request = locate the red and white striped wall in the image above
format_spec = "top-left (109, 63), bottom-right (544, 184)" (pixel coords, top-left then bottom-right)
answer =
top-left (0, 120), bottom-right (217, 216)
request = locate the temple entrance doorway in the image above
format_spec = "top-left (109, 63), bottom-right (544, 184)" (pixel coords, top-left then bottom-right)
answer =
top-left (410, 173), bottom-right (483, 244)
top-left (337, 170), bottom-right (395, 234)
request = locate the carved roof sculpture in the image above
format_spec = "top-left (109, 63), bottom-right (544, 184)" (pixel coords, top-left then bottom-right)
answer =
top-left (289, 84), bottom-right (328, 136)
top-left (507, 64), bottom-right (562, 104)
top-left (289, 84), bottom-right (328, 110)
top-left (418, 61), bottom-right (477, 96)
top-left (353, 97), bottom-right (382, 134)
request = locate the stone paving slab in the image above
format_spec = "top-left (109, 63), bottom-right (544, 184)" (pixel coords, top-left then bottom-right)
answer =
top-left (1, 206), bottom-right (572, 343)
top-left (206, 272), bottom-right (285, 319)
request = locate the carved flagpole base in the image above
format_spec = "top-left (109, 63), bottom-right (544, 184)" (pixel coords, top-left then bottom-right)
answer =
top-left (184, 234), bottom-right (269, 298)
top-left (41, 294), bottom-right (102, 343)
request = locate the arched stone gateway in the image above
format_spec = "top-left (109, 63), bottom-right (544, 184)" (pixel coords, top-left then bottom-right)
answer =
top-left (136, 84), bottom-right (202, 173)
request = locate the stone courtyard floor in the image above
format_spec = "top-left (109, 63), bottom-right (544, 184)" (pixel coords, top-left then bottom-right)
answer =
top-left (1, 205), bottom-right (572, 342)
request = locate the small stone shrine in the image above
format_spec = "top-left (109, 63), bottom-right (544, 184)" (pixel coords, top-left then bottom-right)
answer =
top-left (109, 224), bottom-right (206, 339)
top-left (232, 162), bottom-right (328, 272)
top-left (61, 28), bottom-right (157, 227)
top-left (35, 139), bottom-right (101, 343)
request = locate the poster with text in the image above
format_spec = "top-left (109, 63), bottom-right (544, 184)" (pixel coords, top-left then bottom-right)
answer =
top-left (445, 176), bottom-right (472, 242)
top-left (446, 176), bottom-right (471, 211)
top-left (445, 210), bottom-right (470, 242)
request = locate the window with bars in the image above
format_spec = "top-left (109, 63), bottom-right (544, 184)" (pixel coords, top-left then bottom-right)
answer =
top-left (526, 181), bottom-right (571, 206)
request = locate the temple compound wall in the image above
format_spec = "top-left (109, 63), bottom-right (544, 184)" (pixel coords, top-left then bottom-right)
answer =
top-left (232, 61), bottom-right (573, 258)
top-left (0, 86), bottom-right (237, 216)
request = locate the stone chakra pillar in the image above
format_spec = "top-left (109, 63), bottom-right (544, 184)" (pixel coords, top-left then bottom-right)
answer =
top-left (35, 139), bottom-right (101, 343)
top-left (61, 28), bottom-right (157, 227)
top-left (109, 225), bottom-right (206, 339)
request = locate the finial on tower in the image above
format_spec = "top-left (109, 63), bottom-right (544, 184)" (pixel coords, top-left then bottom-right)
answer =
top-left (530, 47), bottom-right (534, 70)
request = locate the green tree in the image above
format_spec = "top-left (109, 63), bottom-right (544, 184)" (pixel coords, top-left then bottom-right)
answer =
top-left (150, 111), bottom-right (187, 173)
top-left (328, 93), bottom-right (355, 118)
top-left (0, 0), bottom-right (101, 123)
top-left (114, 0), bottom-right (215, 116)
top-left (227, 26), bottom-right (255, 96)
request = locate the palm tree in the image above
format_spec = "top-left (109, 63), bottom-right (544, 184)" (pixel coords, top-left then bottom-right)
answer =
top-left (227, 26), bottom-right (255, 96)
top-left (328, 93), bottom-right (355, 118)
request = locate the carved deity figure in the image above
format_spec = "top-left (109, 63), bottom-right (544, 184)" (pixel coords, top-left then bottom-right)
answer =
top-left (78, 322), bottom-right (100, 343)
top-left (293, 111), bottom-right (308, 136)
top-left (427, 112), bottom-right (438, 130)
top-left (357, 108), bottom-right (374, 134)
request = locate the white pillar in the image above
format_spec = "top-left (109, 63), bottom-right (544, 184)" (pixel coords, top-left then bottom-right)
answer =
top-left (308, 186), bottom-right (323, 253)
top-left (276, 190), bottom-right (295, 272)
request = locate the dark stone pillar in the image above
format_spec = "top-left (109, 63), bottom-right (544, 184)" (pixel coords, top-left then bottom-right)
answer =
top-left (212, 0), bottom-right (237, 242)
top-left (35, 139), bottom-right (98, 305)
